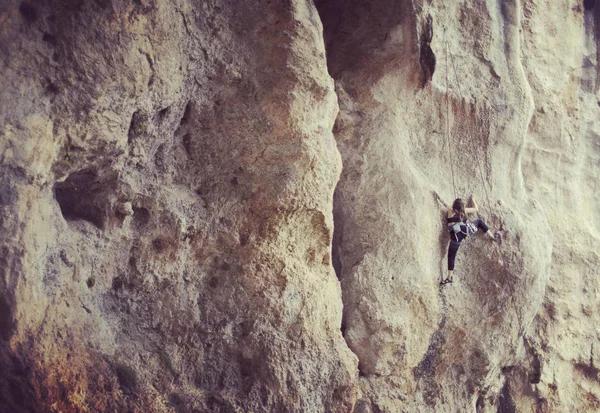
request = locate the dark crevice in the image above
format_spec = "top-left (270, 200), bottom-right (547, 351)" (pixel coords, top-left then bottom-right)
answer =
top-left (42, 33), bottom-right (59, 47)
top-left (574, 360), bottom-right (600, 381)
top-left (476, 394), bottom-right (485, 413)
top-left (0, 353), bottom-right (40, 413)
top-left (497, 378), bottom-right (516, 413)
top-left (419, 14), bottom-right (436, 87)
top-left (314, 0), bottom-right (362, 377)
top-left (0, 295), bottom-right (15, 341)
top-left (315, 0), bottom-right (410, 78)
top-left (132, 206), bottom-right (150, 231)
top-left (54, 168), bottom-right (118, 229)
top-left (315, 0), bottom-right (422, 385)
top-left (19, 2), bottom-right (38, 24)
top-left (413, 314), bottom-right (447, 408)
top-left (45, 79), bottom-right (60, 95)
top-left (524, 338), bottom-right (542, 384)
top-left (154, 144), bottom-right (166, 171)
top-left (156, 106), bottom-right (170, 123)
top-left (127, 110), bottom-right (148, 145)
top-left (180, 101), bottom-right (193, 125)
top-left (331, 189), bottom-right (343, 280)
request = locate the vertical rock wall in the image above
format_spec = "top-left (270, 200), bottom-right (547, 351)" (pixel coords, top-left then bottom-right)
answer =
top-left (509, 1), bottom-right (600, 411)
top-left (0, 1), bottom-right (357, 412)
top-left (0, 0), bottom-right (598, 412)
top-left (316, 0), bottom-right (595, 412)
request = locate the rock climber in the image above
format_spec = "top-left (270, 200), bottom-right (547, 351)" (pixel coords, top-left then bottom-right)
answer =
top-left (440, 198), bottom-right (499, 285)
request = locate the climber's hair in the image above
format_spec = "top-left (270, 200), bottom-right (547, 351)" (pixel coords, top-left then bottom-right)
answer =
top-left (452, 198), bottom-right (466, 222)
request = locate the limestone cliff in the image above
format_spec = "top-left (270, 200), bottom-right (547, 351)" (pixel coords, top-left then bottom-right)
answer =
top-left (0, 0), bottom-right (598, 412)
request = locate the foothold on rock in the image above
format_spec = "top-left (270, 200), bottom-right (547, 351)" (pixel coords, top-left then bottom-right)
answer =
top-left (59, 250), bottom-right (72, 266)
top-left (116, 202), bottom-right (134, 216)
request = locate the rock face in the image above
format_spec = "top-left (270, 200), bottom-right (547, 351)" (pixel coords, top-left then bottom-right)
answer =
top-left (316, 0), bottom-right (598, 411)
top-left (0, 1), bottom-right (357, 412)
top-left (0, 0), bottom-right (598, 412)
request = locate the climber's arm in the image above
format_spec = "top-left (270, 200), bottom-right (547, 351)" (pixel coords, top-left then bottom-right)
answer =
top-left (465, 198), bottom-right (478, 214)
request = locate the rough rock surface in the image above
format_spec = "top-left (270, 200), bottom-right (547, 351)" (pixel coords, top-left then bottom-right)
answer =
top-left (317, 0), bottom-right (597, 411)
top-left (0, 0), bottom-right (599, 412)
top-left (0, 1), bottom-right (357, 412)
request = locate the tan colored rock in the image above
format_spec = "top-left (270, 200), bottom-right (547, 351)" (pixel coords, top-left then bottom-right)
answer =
top-left (315, 0), bottom-right (588, 411)
top-left (1, 0), bottom-right (599, 412)
top-left (0, 1), bottom-right (357, 412)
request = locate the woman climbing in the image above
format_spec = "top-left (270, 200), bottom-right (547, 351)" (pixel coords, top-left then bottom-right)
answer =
top-left (440, 198), bottom-right (499, 285)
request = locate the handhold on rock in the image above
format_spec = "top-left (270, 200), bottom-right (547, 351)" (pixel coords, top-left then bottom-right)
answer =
top-left (117, 202), bottom-right (134, 216)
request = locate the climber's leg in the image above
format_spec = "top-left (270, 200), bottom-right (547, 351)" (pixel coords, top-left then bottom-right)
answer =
top-left (472, 218), bottom-right (500, 243)
top-left (471, 218), bottom-right (489, 233)
top-left (442, 240), bottom-right (461, 285)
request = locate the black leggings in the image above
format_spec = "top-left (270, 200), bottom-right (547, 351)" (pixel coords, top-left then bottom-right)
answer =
top-left (447, 219), bottom-right (489, 271)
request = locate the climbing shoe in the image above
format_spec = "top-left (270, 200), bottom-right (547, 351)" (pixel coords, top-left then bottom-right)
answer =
top-left (492, 232), bottom-right (502, 245)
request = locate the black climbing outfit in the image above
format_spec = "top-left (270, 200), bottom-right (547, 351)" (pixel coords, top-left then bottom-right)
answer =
top-left (447, 214), bottom-right (490, 271)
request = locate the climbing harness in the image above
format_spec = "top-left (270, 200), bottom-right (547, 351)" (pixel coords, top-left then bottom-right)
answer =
top-left (448, 220), bottom-right (477, 244)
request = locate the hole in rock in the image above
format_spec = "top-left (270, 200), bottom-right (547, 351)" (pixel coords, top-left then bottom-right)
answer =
top-left (112, 276), bottom-right (125, 291)
top-left (585, 0), bottom-right (595, 11)
top-left (575, 361), bottom-right (600, 380)
top-left (128, 110), bottom-right (147, 144)
top-left (54, 169), bottom-right (116, 229)
top-left (156, 107), bottom-right (170, 123)
top-left (152, 238), bottom-right (167, 253)
top-left (132, 207), bottom-right (150, 231)
top-left (46, 81), bottom-right (60, 95)
top-left (42, 33), bottom-right (58, 47)
top-left (116, 363), bottom-right (138, 392)
top-left (19, 2), bottom-right (38, 23)
top-left (180, 101), bottom-right (193, 125)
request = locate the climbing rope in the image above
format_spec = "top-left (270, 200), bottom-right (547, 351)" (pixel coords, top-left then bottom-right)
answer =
top-left (447, 45), bottom-right (495, 221)
top-left (445, 40), bottom-right (458, 200)
top-left (445, 40), bottom-right (504, 262)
